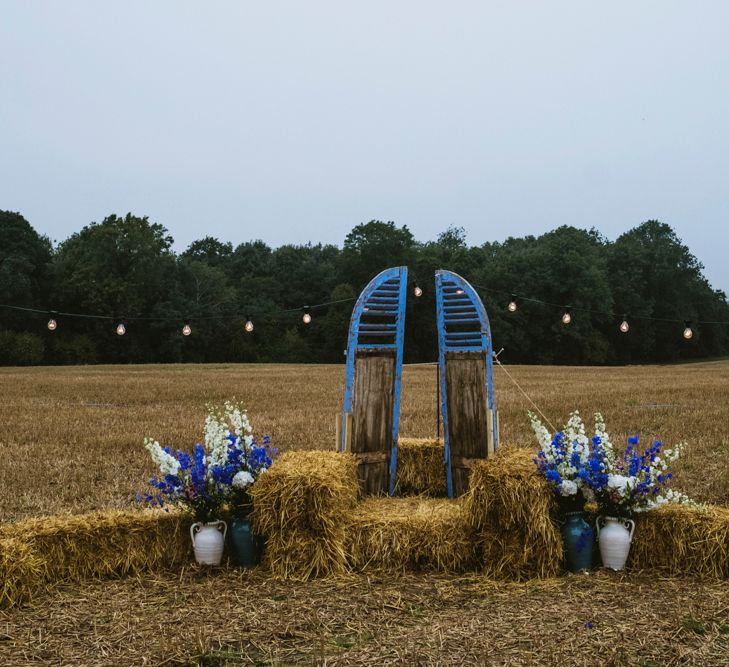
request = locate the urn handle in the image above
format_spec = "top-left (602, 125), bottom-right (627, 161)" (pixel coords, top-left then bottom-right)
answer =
top-left (217, 519), bottom-right (228, 541)
top-left (623, 518), bottom-right (635, 542)
top-left (190, 522), bottom-right (201, 546)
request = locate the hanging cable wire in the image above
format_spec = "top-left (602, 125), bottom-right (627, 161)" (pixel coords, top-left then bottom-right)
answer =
top-left (493, 356), bottom-right (557, 432)
top-left (469, 282), bottom-right (729, 327)
top-left (0, 295), bottom-right (357, 325)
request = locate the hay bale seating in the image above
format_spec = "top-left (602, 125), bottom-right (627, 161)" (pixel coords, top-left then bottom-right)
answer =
top-left (250, 443), bottom-right (563, 579)
top-left (346, 496), bottom-right (478, 572)
top-left (2, 443), bottom-right (727, 607)
top-left (0, 537), bottom-right (44, 609)
top-left (462, 447), bottom-right (564, 579)
top-left (630, 504), bottom-right (729, 577)
top-left (0, 510), bottom-right (187, 608)
top-left (252, 444), bottom-right (729, 582)
top-left (250, 451), bottom-right (360, 580)
top-left (395, 437), bottom-right (447, 496)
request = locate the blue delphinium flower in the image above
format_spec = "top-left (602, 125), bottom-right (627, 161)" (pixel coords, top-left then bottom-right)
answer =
top-left (143, 403), bottom-right (279, 523)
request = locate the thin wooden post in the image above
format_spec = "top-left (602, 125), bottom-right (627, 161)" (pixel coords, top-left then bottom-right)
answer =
top-left (335, 413), bottom-right (342, 451)
top-left (436, 363), bottom-right (441, 439)
top-left (344, 413), bottom-right (353, 453)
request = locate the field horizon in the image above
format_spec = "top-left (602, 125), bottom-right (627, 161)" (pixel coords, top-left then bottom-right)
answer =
top-left (1, 359), bottom-right (727, 522)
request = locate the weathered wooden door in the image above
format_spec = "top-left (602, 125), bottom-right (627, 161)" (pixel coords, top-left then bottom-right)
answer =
top-left (341, 267), bottom-right (408, 495)
top-left (435, 270), bottom-right (498, 497)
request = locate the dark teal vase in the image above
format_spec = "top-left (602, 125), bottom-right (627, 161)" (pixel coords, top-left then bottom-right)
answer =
top-left (230, 517), bottom-right (262, 567)
top-left (561, 511), bottom-right (593, 573)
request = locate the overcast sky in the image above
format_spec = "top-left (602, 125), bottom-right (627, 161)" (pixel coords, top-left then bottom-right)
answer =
top-left (1, 1), bottom-right (728, 293)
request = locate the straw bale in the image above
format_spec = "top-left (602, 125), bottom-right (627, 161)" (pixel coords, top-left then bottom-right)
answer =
top-left (346, 496), bottom-right (478, 572)
top-left (0, 510), bottom-right (188, 606)
top-left (0, 537), bottom-right (44, 608)
top-left (260, 530), bottom-right (351, 581)
top-left (251, 451), bottom-right (358, 579)
top-left (629, 504), bottom-right (729, 577)
top-left (0, 510), bottom-right (189, 583)
top-left (462, 446), bottom-right (563, 579)
top-left (395, 438), bottom-right (447, 496)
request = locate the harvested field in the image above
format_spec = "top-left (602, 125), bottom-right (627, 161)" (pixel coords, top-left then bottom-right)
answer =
top-left (1, 361), bottom-right (728, 665)
top-left (1, 569), bottom-right (728, 666)
top-left (1, 360), bottom-right (728, 521)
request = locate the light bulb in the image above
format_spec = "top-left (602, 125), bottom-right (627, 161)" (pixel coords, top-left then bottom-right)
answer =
top-left (47, 318), bottom-right (57, 331)
top-left (116, 323), bottom-right (126, 336)
top-left (620, 320), bottom-right (629, 333)
top-left (562, 310), bottom-right (572, 325)
top-left (455, 288), bottom-right (464, 295)
top-left (245, 319), bottom-right (254, 333)
top-left (413, 285), bottom-right (423, 297)
top-left (303, 312), bottom-right (312, 324)
top-left (182, 324), bottom-right (192, 336)
top-left (507, 299), bottom-right (517, 313)
top-left (683, 324), bottom-right (693, 340)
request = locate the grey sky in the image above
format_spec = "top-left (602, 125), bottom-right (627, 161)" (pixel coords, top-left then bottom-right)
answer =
top-left (2, 1), bottom-right (728, 293)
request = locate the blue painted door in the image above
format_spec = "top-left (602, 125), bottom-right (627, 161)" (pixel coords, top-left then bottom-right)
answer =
top-left (341, 267), bottom-right (408, 495)
top-left (435, 270), bottom-right (498, 497)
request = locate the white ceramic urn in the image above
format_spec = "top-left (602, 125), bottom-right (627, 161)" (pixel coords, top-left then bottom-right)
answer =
top-left (190, 520), bottom-right (227, 565)
top-left (596, 516), bottom-right (635, 570)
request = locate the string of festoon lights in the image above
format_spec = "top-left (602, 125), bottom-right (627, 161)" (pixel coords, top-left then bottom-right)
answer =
top-left (468, 282), bottom-right (729, 341)
top-left (1, 277), bottom-right (727, 340)
top-left (0, 295), bottom-right (357, 337)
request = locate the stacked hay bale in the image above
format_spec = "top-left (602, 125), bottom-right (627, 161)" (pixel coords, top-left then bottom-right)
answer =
top-left (346, 496), bottom-right (477, 572)
top-left (462, 446), bottom-right (563, 580)
top-left (630, 504), bottom-right (729, 577)
top-left (395, 438), bottom-right (447, 496)
top-left (0, 537), bottom-right (44, 608)
top-left (0, 510), bottom-right (188, 608)
top-left (251, 450), bottom-right (359, 580)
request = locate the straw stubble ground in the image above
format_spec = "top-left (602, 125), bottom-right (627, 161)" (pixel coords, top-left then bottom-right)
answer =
top-left (2, 569), bottom-right (728, 666)
top-left (1, 361), bottom-right (728, 665)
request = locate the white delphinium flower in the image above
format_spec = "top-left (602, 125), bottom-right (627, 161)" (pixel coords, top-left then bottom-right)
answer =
top-left (594, 412), bottom-right (616, 468)
top-left (528, 412), bottom-right (552, 452)
top-left (637, 487), bottom-right (696, 512)
top-left (225, 400), bottom-right (253, 437)
top-left (662, 442), bottom-right (684, 465)
top-left (565, 411), bottom-right (589, 447)
top-left (232, 470), bottom-right (254, 488)
top-left (204, 409), bottom-right (230, 470)
top-left (144, 438), bottom-right (181, 476)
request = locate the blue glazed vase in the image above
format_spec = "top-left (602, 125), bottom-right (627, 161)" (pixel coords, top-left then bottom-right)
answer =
top-left (561, 511), bottom-right (593, 573)
top-left (230, 517), bottom-right (262, 567)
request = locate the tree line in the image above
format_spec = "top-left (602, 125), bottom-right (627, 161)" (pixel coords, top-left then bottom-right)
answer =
top-left (1, 210), bottom-right (728, 366)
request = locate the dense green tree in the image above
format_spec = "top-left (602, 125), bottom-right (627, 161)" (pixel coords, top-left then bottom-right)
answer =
top-left (0, 210), bottom-right (52, 320)
top-left (51, 213), bottom-right (179, 362)
top-left (341, 220), bottom-right (415, 289)
top-left (1, 210), bottom-right (727, 366)
top-left (607, 221), bottom-right (729, 362)
top-left (320, 283), bottom-right (357, 362)
top-left (182, 237), bottom-right (233, 270)
top-left (0, 211), bottom-right (53, 363)
top-left (471, 227), bottom-right (613, 364)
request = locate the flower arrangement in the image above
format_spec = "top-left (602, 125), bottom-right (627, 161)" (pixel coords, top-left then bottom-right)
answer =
top-left (590, 434), bottom-right (692, 518)
top-left (530, 410), bottom-right (692, 518)
top-left (529, 410), bottom-right (607, 507)
top-left (142, 401), bottom-right (277, 522)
